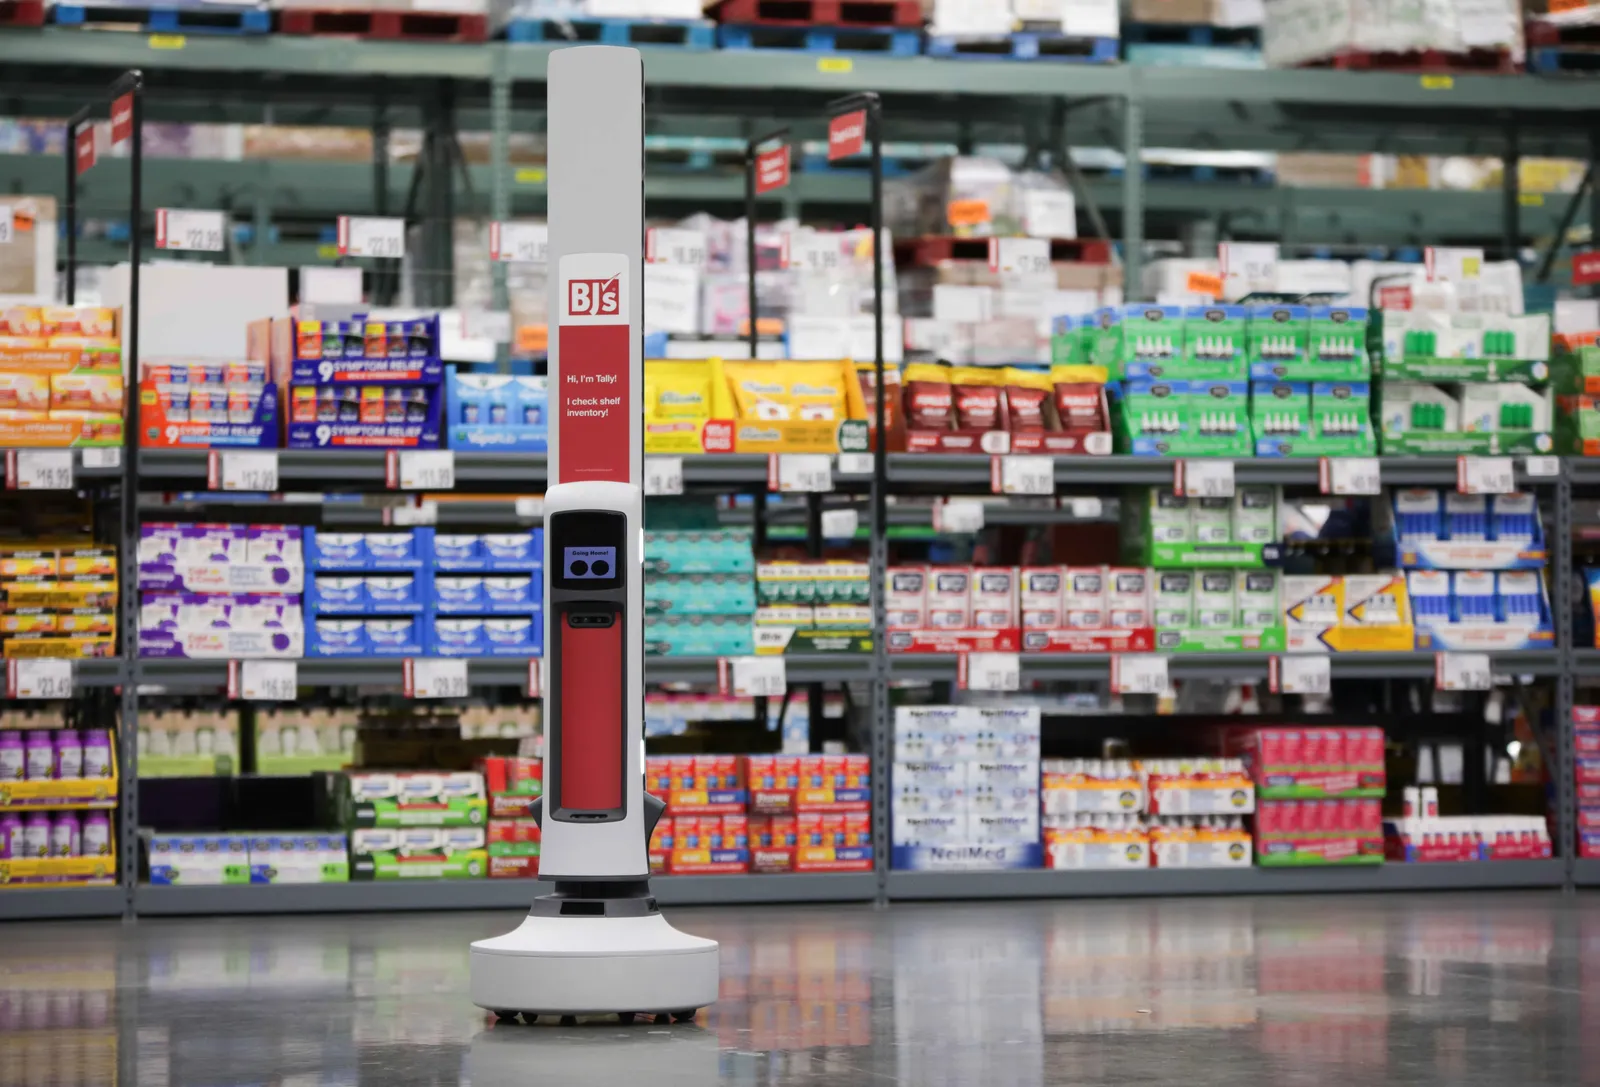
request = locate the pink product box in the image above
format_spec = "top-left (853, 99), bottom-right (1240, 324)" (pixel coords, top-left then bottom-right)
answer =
top-left (1577, 809), bottom-right (1600, 829)
top-left (1578, 732), bottom-right (1600, 756)
top-left (1575, 705), bottom-right (1600, 728)
top-left (1020, 567), bottom-right (1063, 629)
top-left (1577, 756), bottom-right (1600, 785)
top-left (1582, 829), bottom-right (1600, 858)
top-left (886, 567), bottom-right (927, 631)
top-left (970, 567), bottom-right (1017, 629)
top-left (1063, 566), bottom-right (1106, 629)
top-left (1105, 566), bottom-right (1150, 629)
top-left (926, 568), bottom-right (971, 630)
top-left (1578, 783), bottom-right (1600, 807)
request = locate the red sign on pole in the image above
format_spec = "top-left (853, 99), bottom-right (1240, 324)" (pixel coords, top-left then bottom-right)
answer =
top-left (1574, 249), bottom-right (1600, 286)
top-left (110, 93), bottom-right (134, 147)
top-left (74, 127), bottom-right (96, 176)
top-left (754, 145), bottom-right (790, 194)
top-left (827, 110), bottom-right (866, 162)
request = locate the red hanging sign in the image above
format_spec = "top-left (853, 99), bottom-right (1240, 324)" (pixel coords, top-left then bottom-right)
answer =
top-left (827, 110), bottom-right (866, 162)
top-left (1574, 250), bottom-right (1600, 286)
top-left (754, 145), bottom-right (790, 193)
top-left (74, 127), bottom-right (97, 176)
top-left (110, 93), bottom-right (134, 147)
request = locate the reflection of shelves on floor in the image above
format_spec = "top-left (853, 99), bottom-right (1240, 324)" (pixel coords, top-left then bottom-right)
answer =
top-left (0, 885), bottom-right (126, 921)
top-left (886, 859), bottom-right (1567, 900)
top-left (134, 871), bottom-right (878, 915)
top-left (1574, 858), bottom-right (1600, 886)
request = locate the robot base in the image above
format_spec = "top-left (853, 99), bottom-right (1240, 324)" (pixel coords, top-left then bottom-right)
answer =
top-left (470, 912), bottom-right (719, 1018)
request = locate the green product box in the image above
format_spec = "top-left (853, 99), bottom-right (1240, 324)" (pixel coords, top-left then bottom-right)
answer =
top-left (488, 842), bottom-right (542, 858)
top-left (141, 754), bottom-right (236, 777)
top-left (1380, 310), bottom-right (1551, 383)
top-left (1552, 342), bottom-right (1600, 396)
top-left (1145, 541), bottom-right (1268, 568)
top-left (1379, 381), bottom-right (1554, 455)
top-left (352, 849), bottom-right (488, 880)
top-left (1092, 304), bottom-right (1185, 379)
top-left (1115, 378), bottom-right (1252, 457)
top-left (1257, 784), bottom-right (1386, 800)
top-left (1153, 626), bottom-right (1287, 653)
top-left (1050, 314), bottom-right (1093, 365)
top-left (1301, 305), bottom-right (1372, 382)
top-left (325, 771), bottom-right (489, 829)
top-left (1178, 304), bottom-right (1248, 379)
top-left (1254, 846), bottom-right (1384, 867)
top-left (1252, 380), bottom-right (1376, 457)
top-left (1246, 303), bottom-right (1309, 377)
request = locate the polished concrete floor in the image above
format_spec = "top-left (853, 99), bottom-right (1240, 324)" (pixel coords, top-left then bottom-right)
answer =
top-left (4, 891), bottom-right (1600, 1085)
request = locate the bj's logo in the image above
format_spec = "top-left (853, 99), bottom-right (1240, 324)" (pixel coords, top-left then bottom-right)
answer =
top-left (827, 110), bottom-right (867, 162)
top-left (567, 276), bottom-right (620, 317)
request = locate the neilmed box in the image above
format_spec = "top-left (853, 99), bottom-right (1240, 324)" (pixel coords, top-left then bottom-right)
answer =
top-left (886, 566), bottom-right (927, 631)
top-left (1106, 567), bottom-right (1150, 628)
top-left (1063, 566), bottom-right (1106, 629)
top-left (971, 567), bottom-right (1018, 629)
top-left (926, 568), bottom-right (971, 629)
top-left (1020, 566), bottom-right (1064, 629)
top-left (1154, 571), bottom-right (1194, 630)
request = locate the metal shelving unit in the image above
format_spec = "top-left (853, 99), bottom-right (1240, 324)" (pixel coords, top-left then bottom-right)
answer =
top-left (0, 885), bottom-right (129, 921)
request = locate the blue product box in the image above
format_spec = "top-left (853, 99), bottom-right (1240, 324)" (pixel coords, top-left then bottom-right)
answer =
top-left (288, 315), bottom-right (442, 385)
top-left (890, 842), bottom-right (1043, 871)
top-left (430, 616), bottom-right (544, 657)
top-left (435, 574), bottom-right (542, 614)
top-left (444, 367), bottom-right (549, 452)
top-left (307, 616), bottom-right (427, 657)
top-left (304, 528), bottom-right (434, 572)
top-left (306, 573), bottom-right (430, 615)
top-left (434, 532), bottom-right (542, 572)
top-left (285, 382), bottom-right (443, 450)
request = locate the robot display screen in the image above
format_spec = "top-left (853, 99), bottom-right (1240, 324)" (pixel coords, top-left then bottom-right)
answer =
top-left (563, 546), bottom-right (617, 580)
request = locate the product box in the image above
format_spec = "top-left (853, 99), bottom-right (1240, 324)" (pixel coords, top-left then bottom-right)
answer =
top-left (285, 381), bottom-right (443, 450)
top-left (893, 705), bottom-right (974, 763)
top-left (139, 592), bottom-right (305, 660)
top-left (137, 523), bottom-right (305, 595)
top-left (444, 368), bottom-right (548, 452)
top-left (1254, 797), bottom-right (1384, 867)
top-left (325, 770), bottom-right (487, 828)
top-left (248, 833), bottom-right (350, 884)
top-left (307, 573), bottom-right (430, 616)
top-left (667, 813), bottom-right (750, 874)
top-left (1043, 822), bottom-right (1149, 870)
top-left (429, 616), bottom-right (544, 658)
top-left (893, 761), bottom-right (967, 816)
top-left (887, 566), bottom-right (929, 630)
top-left (139, 368), bottom-right (279, 450)
top-left (306, 616), bottom-right (427, 658)
top-left (249, 315), bottom-right (442, 385)
top-left (303, 528), bottom-right (433, 572)
top-left (434, 532), bottom-right (543, 573)
top-left (146, 833), bottom-right (251, 886)
top-left (795, 810), bottom-right (872, 872)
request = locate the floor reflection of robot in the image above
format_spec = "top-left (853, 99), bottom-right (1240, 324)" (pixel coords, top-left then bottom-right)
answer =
top-left (468, 1018), bottom-right (719, 1084)
top-left (465, 44), bottom-right (719, 1024)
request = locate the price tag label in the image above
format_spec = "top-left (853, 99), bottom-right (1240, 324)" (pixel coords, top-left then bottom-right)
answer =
top-left (156, 208), bottom-right (226, 252)
top-left (1436, 652), bottom-right (1492, 691)
top-left (463, 310), bottom-right (513, 344)
top-left (513, 497), bottom-right (544, 518)
top-left (1219, 241), bottom-right (1279, 299)
top-left (988, 236), bottom-right (1051, 276)
top-left (1320, 456), bottom-right (1380, 496)
top-left (214, 451), bottom-right (278, 493)
top-left (1111, 654), bottom-right (1169, 695)
top-left (1525, 455), bottom-right (1561, 478)
top-left (1067, 496), bottom-right (1103, 519)
top-left (962, 651), bottom-right (1020, 692)
top-left (0, 207), bottom-right (12, 245)
top-left (526, 658), bottom-right (546, 699)
top-left (645, 227), bottom-right (706, 268)
top-left (644, 456), bottom-right (684, 496)
top-left (7, 450), bottom-right (73, 491)
top-left (728, 656), bottom-right (786, 698)
top-left (80, 448), bottom-right (120, 470)
top-left (1457, 456), bottom-right (1515, 495)
top-left (489, 221), bottom-right (548, 264)
top-left (836, 452), bottom-right (875, 476)
top-left (387, 501), bottom-right (438, 527)
top-left (993, 455), bottom-right (1053, 496)
top-left (934, 500), bottom-right (985, 534)
top-left (238, 660), bottom-right (297, 702)
top-left (1273, 654), bottom-right (1330, 696)
top-left (338, 215), bottom-right (406, 259)
top-left (774, 454), bottom-right (833, 493)
top-left (392, 450), bottom-right (455, 491)
top-left (7, 660), bottom-right (74, 699)
top-left (1175, 459), bottom-right (1234, 498)
top-left (821, 509), bottom-right (859, 538)
top-left (409, 658), bottom-right (469, 699)
top-left (785, 232), bottom-right (841, 274)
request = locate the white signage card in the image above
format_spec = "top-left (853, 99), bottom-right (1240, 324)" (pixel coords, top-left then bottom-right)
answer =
top-left (339, 216), bottom-right (406, 259)
top-left (1178, 459), bottom-right (1234, 498)
top-left (412, 658), bottom-right (469, 699)
top-left (239, 660), bottom-right (297, 702)
top-left (12, 450), bottom-right (73, 490)
top-left (1524, 455), bottom-right (1560, 479)
top-left (10, 660), bottom-right (73, 700)
top-left (1112, 654), bottom-right (1168, 695)
top-left (646, 227), bottom-right (706, 268)
top-left (644, 456), bottom-right (684, 496)
top-left (1457, 456), bottom-right (1515, 495)
top-left (157, 209), bottom-right (226, 252)
top-left (1321, 457), bottom-right (1380, 496)
top-left (1278, 654), bottom-right (1330, 696)
top-left (836, 452), bottom-right (875, 477)
top-left (1437, 652), bottom-right (1492, 692)
top-left (219, 451), bottom-right (278, 493)
top-left (821, 509), bottom-right (859, 539)
top-left (492, 222), bottom-right (549, 264)
top-left (934, 501), bottom-right (985, 533)
top-left (398, 450), bottom-right (455, 491)
top-left (776, 454), bottom-right (833, 493)
top-left (731, 656), bottom-right (786, 698)
top-left (965, 651), bottom-right (1020, 692)
top-left (998, 455), bottom-right (1053, 495)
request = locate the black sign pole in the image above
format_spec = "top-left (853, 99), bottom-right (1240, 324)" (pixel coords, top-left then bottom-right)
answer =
top-left (744, 127), bottom-right (789, 361)
top-left (63, 106), bottom-right (91, 305)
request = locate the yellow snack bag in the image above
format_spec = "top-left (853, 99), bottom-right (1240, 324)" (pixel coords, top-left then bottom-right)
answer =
top-left (724, 362), bottom-right (793, 421)
top-left (791, 366), bottom-right (847, 422)
top-left (654, 370), bottom-right (712, 420)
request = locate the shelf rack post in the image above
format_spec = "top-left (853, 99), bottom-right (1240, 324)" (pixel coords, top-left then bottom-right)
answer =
top-left (490, 44), bottom-right (511, 355)
top-left (1558, 463), bottom-right (1577, 889)
top-left (1121, 94), bottom-right (1144, 300)
top-left (1504, 115), bottom-right (1521, 262)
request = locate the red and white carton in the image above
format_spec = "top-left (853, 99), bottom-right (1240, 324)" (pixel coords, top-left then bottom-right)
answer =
top-left (886, 566), bottom-right (928, 631)
top-left (926, 567), bottom-right (972, 629)
top-left (971, 566), bottom-right (1018, 629)
top-left (1020, 566), bottom-right (1064, 629)
top-left (1105, 566), bottom-right (1151, 629)
top-left (1063, 566), bottom-right (1107, 629)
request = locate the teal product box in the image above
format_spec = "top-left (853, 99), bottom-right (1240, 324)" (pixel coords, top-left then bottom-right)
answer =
top-left (645, 572), bottom-right (757, 617)
top-left (644, 614), bottom-right (753, 657)
top-left (1247, 304), bottom-right (1310, 380)
top-left (644, 528), bottom-right (755, 575)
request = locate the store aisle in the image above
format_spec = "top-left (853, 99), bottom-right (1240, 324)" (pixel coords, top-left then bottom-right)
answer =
top-left (3, 892), bottom-right (1596, 1086)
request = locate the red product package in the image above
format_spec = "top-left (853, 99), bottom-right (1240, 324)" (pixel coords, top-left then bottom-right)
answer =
top-left (1319, 728), bottom-right (1346, 773)
top-left (903, 364), bottom-right (953, 431)
top-left (489, 855), bottom-right (539, 879)
top-left (1000, 368), bottom-right (1051, 432)
top-left (844, 810), bottom-right (871, 847)
top-left (721, 812), bottom-right (749, 850)
top-left (1053, 375), bottom-right (1109, 433)
top-left (857, 363), bottom-right (906, 452)
top-left (645, 756), bottom-right (673, 797)
top-left (796, 811), bottom-right (825, 848)
top-left (951, 368), bottom-right (1001, 431)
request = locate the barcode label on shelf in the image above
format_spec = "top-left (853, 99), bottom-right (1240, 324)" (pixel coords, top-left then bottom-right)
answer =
top-left (836, 452), bottom-right (875, 477)
top-left (338, 216), bottom-right (406, 259)
top-left (992, 455), bottom-right (1053, 495)
top-left (961, 651), bottom-right (1020, 692)
top-left (514, 497), bottom-right (544, 518)
top-left (1436, 652), bottom-right (1492, 691)
top-left (1111, 654), bottom-right (1168, 695)
top-left (210, 450), bottom-right (278, 493)
top-left (785, 233), bottom-right (840, 274)
top-left (155, 208), bottom-right (226, 252)
top-left (988, 236), bottom-right (1050, 276)
top-left (1524, 455), bottom-right (1560, 478)
top-left (1175, 459), bottom-right (1234, 498)
top-left (934, 500), bottom-right (985, 534)
top-left (386, 500), bottom-right (438, 526)
top-left (1272, 654), bottom-right (1330, 696)
top-left (489, 221), bottom-right (548, 264)
top-left (645, 227), bottom-right (706, 267)
top-left (644, 456), bottom-right (684, 496)
top-left (771, 454), bottom-right (832, 493)
top-left (821, 509), bottom-right (859, 539)
top-left (1067, 496), bottom-right (1103, 519)
top-left (80, 448), bottom-right (120, 469)
top-left (526, 659), bottom-right (546, 699)
top-left (1319, 456), bottom-right (1379, 496)
top-left (236, 660), bottom-right (297, 702)
top-left (7, 660), bottom-right (74, 700)
top-left (389, 450), bottom-right (455, 491)
top-left (408, 658), bottom-right (469, 699)
top-left (7, 450), bottom-right (73, 491)
top-left (723, 656), bottom-right (786, 698)
top-left (1457, 456), bottom-right (1515, 494)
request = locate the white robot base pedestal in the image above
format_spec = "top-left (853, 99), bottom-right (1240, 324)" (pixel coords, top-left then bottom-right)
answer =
top-left (470, 910), bottom-right (719, 1020)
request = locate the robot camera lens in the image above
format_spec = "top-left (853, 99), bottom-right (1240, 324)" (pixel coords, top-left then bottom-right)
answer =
top-left (591, 560), bottom-right (610, 576)
top-left (570, 560), bottom-right (589, 576)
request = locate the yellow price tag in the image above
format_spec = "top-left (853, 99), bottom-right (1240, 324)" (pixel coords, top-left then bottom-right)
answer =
top-left (514, 167), bottom-right (546, 185)
top-left (1420, 74), bottom-right (1454, 90)
top-left (148, 33), bottom-right (186, 49)
top-left (1462, 256), bottom-right (1482, 278)
top-left (316, 244), bottom-right (340, 260)
top-left (817, 57), bottom-right (853, 73)
top-left (1520, 192), bottom-right (1545, 207)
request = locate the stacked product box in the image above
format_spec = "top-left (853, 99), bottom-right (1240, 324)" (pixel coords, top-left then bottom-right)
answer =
top-left (137, 358), bottom-right (278, 449)
top-left (0, 305), bottom-right (124, 449)
top-left (1, 720), bottom-right (118, 886)
top-left (898, 363), bottom-right (1113, 455)
top-left (1378, 305), bottom-right (1552, 455)
top-left (1123, 485), bottom-right (1286, 653)
top-left (754, 560), bottom-right (872, 655)
top-left (1224, 725), bottom-right (1386, 866)
top-left (145, 832), bottom-right (349, 885)
top-left (1385, 784), bottom-right (1552, 862)
top-left (137, 523), bottom-right (304, 659)
top-left (1390, 489), bottom-right (1553, 652)
top-left (431, 530), bottom-right (543, 658)
top-left (0, 543), bottom-right (118, 658)
top-left (138, 708), bottom-right (240, 777)
top-left (443, 366), bottom-right (548, 452)
top-left (322, 770), bottom-right (488, 880)
top-left (646, 754), bottom-right (750, 875)
top-left (892, 705), bottom-right (1041, 871)
top-left (1553, 333), bottom-right (1600, 454)
top-left (481, 755), bottom-right (542, 878)
top-left (644, 528), bottom-right (754, 657)
top-left (1041, 758), bottom-right (1255, 870)
top-left (1578, 707), bottom-right (1600, 859)
top-left (745, 752), bottom-right (871, 873)
top-left (253, 706), bottom-right (358, 775)
top-left (1282, 573), bottom-right (1415, 653)
top-left (248, 314), bottom-right (443, 450)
